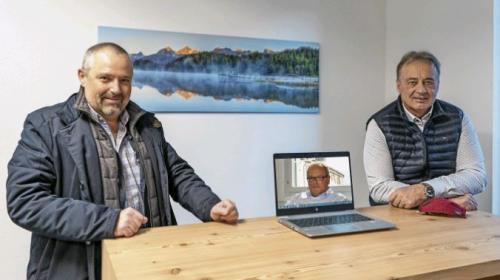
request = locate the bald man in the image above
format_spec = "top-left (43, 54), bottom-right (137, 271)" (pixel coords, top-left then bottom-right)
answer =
top-left (285, 163), bottom-right (348, 207)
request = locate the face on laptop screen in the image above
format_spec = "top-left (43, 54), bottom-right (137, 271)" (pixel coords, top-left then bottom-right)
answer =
top-left (274, 155), bottom-right (353, 210)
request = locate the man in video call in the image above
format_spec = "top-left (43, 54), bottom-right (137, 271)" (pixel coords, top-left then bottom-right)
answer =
top-left (285, 163), bottom-right (348, 207)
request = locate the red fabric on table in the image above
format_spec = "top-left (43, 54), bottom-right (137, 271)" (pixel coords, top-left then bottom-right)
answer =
top-left (418, 198), bottom-right (466, 218)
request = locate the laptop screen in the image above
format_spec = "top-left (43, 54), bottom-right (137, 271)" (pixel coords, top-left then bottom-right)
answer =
top-left (273, 152), bottom-right (355, 216)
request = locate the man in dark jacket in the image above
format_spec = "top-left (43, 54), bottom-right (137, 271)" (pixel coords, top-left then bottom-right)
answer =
top-left (363, 51), bottom-right (486, 210)
top-left (6, 42), bottom-right (238, 280)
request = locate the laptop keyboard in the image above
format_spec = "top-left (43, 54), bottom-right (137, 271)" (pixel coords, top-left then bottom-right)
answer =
top-left (289, 213), bottom-right (373, 227)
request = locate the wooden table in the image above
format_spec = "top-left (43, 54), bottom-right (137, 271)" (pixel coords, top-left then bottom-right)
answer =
top-left (102, 205), bottom-right (500, 279)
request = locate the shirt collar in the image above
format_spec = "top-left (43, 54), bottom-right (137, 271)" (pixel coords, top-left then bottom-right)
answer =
top-left (88, 105), bottom-right (129, 127)
top-left (305, 189), bottom-right (332, 199)
top-left (402, 103), bottom-right (433, 123)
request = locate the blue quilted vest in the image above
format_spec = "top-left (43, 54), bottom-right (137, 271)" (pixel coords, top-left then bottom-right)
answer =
top-left (369, 98), bottom-right (463, 185)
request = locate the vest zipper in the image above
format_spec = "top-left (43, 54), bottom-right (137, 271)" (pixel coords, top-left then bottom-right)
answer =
top-left (129, 135), bottom-right (153, 228)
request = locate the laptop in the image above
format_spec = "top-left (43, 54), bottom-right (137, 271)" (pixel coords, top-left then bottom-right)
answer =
top-left (273, 151), bottom-right (396, 237)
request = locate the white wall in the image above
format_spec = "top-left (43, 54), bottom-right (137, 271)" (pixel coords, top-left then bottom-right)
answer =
top-left (316, 1), bottom-right (386, 206)
top-left (385, 0), bottom-right (494, 211)
top-left (0, 0), bottom-right (386, 278)
top-left (1, 0), bottom-right (495, 278)
top-left (493, 0), bottom-right (500, 215)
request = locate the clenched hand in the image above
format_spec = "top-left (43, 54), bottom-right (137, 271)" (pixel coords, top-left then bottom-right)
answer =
top-left (114, 207), bottom-right (148, 238)
top-left (389, 184), bottom-right (428, 209)
top-left (210, 199), bottom-right (239, 224)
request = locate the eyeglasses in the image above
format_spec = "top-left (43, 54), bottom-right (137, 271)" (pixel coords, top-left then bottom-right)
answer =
top-left (307, 176), bottom-right (329, 182)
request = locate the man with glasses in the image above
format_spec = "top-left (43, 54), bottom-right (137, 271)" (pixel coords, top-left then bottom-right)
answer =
top-left (285, 163), bottom-right (348, 207)
top-left (363, 50), bottom-right (486, 210)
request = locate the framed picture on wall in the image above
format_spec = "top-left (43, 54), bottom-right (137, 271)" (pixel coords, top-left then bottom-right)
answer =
top-left (99, 26), bottom-right (319, 113)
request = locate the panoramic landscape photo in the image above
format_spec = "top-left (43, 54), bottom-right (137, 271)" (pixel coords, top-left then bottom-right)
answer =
top-left (99, 26), bottom-right (320, 113)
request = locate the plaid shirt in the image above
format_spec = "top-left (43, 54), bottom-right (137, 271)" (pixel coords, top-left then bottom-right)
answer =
top-left (89, 107), bottom-right (145, 214)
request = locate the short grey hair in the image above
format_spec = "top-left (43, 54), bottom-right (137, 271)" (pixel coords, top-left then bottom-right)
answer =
top-left (81, 42), bottom-right (130, 70)
top-left (396, 51), bottom-right (441, 80)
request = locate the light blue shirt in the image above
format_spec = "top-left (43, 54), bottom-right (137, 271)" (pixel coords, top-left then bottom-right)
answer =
top-left (285, 188), bottom-right (348, 207)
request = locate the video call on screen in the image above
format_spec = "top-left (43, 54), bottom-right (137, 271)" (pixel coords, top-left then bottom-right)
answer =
top-left (275, 156), bottom-right (353, 209)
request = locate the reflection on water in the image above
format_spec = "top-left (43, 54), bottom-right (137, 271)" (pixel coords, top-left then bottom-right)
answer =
top-left (131, 70), bottom-right (319, 113)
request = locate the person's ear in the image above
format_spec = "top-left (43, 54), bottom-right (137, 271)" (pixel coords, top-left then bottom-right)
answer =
top-left (396, 79), bottom-right (402, 94)
top-left (78, 69), bottom-right (87, 87)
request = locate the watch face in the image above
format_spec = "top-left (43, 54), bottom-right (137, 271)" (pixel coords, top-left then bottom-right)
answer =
top-left (425, 186), bottom-right (435, 198)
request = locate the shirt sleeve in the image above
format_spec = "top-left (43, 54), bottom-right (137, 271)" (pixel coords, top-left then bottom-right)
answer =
top-left (425, 112), bottom-right (487, 197)
top-left (363, 119), bottom-right (408, 203)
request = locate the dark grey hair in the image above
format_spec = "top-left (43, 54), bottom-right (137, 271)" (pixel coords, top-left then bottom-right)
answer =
top-left (396, 51), bottom-right (441, 80)
top-left (81, 42), bottom-right (130, 70)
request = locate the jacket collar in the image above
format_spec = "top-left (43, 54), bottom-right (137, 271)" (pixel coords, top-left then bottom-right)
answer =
top-left (58, 87), bottom-right (150, 129)
top-left (56, 88), bottom-right (153, 205)
top-left (396, 96), bottom-right (448, 122)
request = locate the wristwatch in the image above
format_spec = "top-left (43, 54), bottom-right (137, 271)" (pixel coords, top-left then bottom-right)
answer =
top-left (422, 183), bottom-right (435, 198)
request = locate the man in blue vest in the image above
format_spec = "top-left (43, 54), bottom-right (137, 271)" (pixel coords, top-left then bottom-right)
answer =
top-left (363, 51), bottom-right (486, 210)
